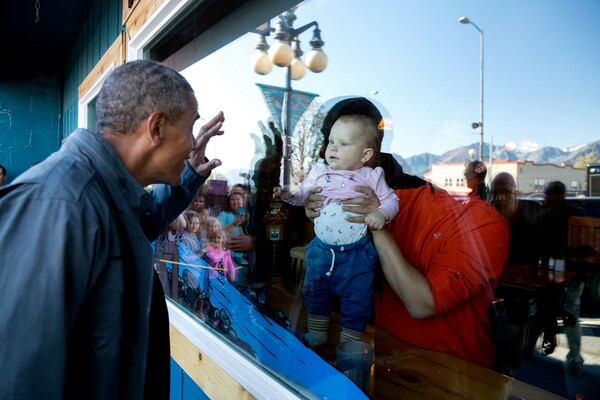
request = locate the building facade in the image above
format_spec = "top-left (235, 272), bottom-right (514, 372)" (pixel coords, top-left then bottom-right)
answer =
top-left (425, 160), bottom-right (586, 196)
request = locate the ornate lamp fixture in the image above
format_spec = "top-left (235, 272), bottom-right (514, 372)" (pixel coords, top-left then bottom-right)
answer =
top-left (251, 10), bottom-right (327, 80)
top-left (251, 9), bottom-right (327, 185)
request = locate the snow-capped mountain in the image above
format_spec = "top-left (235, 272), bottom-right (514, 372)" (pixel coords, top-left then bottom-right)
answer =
top-left (398, 140), bottom-right (600, 178)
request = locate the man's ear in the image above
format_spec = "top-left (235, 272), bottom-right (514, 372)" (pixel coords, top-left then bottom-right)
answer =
top-left (361, 148), bottom-right (374, 164)
top-left (147, 111), bottom-right (165, 145)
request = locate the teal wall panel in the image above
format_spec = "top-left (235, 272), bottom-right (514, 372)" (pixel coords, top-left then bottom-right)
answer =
top-left (170, 357), bottom-right (210, 400)
top-left (62, 0), bottom-right (122, 139)
top-left (0, 75), bottom-right (62, 183)
top-left (100, 3), bottom-right (109, 53)
top-left (170, 359), bottom-right (184, 400)
top-left (182, 373), bottom-right (210, 400)
top-left (0, 0), bottom-right (121, 182)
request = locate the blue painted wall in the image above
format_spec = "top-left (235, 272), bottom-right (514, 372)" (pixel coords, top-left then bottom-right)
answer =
top-left (0, 75), bottom-right (62, 184)
top-left (0, 0), bottom-right (121, 184)
top-left (171, 358), bottom-right (210, 400)
top-left (62, 0), bottom-right (122, 139)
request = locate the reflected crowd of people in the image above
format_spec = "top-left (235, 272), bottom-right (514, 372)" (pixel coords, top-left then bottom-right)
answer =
top-left (157, 182), bottom-right (258, 290)
top-left (487, 172), bottom-right (587, 377)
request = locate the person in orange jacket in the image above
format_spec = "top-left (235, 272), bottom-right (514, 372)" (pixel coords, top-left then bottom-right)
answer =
top-left (305, 96), bottom-right (510, 368)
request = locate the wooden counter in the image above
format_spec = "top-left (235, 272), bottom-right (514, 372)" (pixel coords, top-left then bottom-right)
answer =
top-left (499, 263), bottom-right (575, 292)
top-left (265, 281), bottom-right (566, 399)
top-left (371, 329), bottom-right (565, 400)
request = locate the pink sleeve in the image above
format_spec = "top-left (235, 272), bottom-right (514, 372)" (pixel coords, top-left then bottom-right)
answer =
top-left (371, 167), bottom-right (399, 221)
top-left (202, 248), bottom-right (217, 267)
top-left (283, 164), bottom-right (324, 206)
top-left (223, 251), bottom-right (237, 280)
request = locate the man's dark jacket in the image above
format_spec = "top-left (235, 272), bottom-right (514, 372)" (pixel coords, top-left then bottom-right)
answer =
top-left (0, 129), bottom-right (205, 399)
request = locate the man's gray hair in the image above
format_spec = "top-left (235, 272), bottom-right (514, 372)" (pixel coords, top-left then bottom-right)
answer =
top-left (96, 60), bottom-right (196, 135)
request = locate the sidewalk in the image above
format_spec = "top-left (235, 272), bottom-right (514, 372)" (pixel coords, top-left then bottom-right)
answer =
top-left (515, 313), bottom-right (600, 399)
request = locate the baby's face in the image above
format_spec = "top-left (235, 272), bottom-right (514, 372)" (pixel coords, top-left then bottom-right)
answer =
top-left (325, 120), bottom-right (370, 171)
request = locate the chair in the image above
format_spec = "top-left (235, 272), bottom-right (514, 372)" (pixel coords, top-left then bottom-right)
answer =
top-left (568, 216), bottom-right (600, 261)
top-left (289, 246), bottom-right (306, 295)
top-left (567, 216), bottom-right (600, 303)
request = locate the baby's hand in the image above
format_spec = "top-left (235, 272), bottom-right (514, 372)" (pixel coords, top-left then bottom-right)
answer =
top-left (364, 210), bottom-right (388, 231)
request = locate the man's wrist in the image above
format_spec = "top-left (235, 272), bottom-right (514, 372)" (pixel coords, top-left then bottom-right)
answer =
top-left (181, 160), bottom-right (207, 188)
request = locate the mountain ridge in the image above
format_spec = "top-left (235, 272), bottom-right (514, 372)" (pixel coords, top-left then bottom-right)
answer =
top-left (395, 140), bottom-right (600, 178)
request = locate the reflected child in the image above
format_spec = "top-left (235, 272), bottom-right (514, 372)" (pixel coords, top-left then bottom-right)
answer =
top-left (182, 211), bottom-right (205, 254)
top-left (204, 217), bottom-right (223, 244)
top-left (202, 229), bottom-right (237, 283)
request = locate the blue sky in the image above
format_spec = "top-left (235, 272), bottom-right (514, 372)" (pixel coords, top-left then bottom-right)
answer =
top-left (184, 0), bottom-right (600, 169)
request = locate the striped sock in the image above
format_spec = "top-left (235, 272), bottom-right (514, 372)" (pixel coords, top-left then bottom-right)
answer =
top-left (340, 327), bottom-right (363, 342)
top-left (304, 314), bottom-right (330, 347)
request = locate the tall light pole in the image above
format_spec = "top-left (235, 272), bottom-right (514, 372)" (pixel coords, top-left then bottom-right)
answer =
top-left (459, 16), bottom-right (484, 162)
top-left (251, 9), bottom-right (327, 186)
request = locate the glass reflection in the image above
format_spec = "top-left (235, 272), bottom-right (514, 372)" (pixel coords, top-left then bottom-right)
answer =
top-left (151, 0), bottom-right (599, 398)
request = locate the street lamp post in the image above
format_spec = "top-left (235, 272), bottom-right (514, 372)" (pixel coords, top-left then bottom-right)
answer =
top-left (251, 9), bottom-right (327, 186)
top-left (459, 16), bottom-right (484, 162)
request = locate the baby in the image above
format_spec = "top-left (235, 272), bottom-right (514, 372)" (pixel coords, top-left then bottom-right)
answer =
top-left (273, 113), bottom-right (399, 347)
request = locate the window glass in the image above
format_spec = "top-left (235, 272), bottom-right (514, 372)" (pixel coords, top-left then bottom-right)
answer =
top-left (154, 2), bottom-right (372, 397)
top-left (152, 0), bottom-right (600, 397)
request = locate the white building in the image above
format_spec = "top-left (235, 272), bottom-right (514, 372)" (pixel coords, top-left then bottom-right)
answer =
top-left (425, 160), bottom-right (586, 196)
